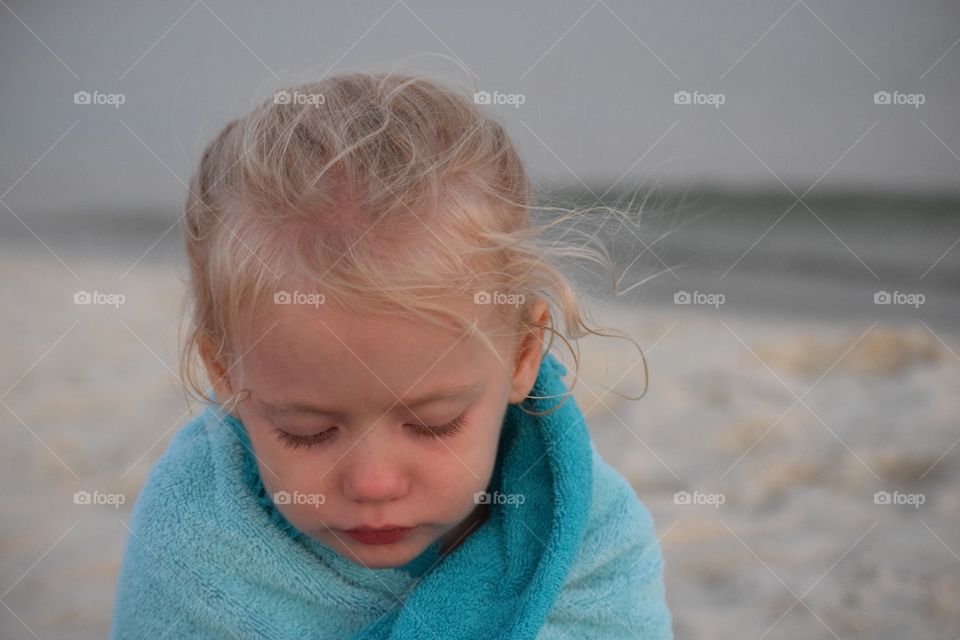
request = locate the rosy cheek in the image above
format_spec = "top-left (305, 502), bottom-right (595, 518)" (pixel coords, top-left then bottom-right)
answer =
top-left (248, 439), bottom-right (311, 499)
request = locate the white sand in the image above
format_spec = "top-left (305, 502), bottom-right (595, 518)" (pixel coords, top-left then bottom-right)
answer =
top-left (1, 250), bottom-right (958, 639)
top-left (573, 303), bottom-right (960, 639)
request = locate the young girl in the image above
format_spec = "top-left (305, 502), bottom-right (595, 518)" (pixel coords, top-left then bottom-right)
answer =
top-left (110, 72), bottom-right (673, 639)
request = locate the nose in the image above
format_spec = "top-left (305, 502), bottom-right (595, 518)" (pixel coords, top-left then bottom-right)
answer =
top-left (339, 435), bottom-right (410, 504)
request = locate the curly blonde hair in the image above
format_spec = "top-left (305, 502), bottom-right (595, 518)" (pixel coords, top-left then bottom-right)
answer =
top-left (179, 71), bottom-right (647, 415)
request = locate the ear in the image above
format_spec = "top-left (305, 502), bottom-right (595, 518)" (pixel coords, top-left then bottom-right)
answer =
top-left (199, 336), bottom-right (237, 412)
top-left (508, 299), bottom-right (551, 405)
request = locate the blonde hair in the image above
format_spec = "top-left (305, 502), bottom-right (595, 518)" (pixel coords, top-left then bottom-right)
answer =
top-left (179, 72), bottom-right (648, 415)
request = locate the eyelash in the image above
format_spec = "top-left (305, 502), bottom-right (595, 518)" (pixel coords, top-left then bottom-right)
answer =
top-left (409, 414), bottom-right (468, 440)
top-left (272, 414), bottom-right (468, 450)
top-left (273, 428), bottom-right (337, 450)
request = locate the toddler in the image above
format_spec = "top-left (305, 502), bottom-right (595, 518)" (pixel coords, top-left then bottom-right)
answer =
top-left (110, 72), bottom-right (672, 639)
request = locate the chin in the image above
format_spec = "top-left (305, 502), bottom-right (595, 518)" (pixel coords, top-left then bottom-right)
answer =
top-left (336, 540), bottom-right (424, 569)
top-left (310, 528), bottom-right (427, 569)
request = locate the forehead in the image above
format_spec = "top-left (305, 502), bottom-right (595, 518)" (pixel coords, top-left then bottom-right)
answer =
top-left (235, 297), bottom-right (505, 403)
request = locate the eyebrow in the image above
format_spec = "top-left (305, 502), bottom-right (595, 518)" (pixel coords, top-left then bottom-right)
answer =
top-left (260, 381), bottom-right (481, 416)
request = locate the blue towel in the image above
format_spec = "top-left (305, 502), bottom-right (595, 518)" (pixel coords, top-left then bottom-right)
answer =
top-left (110, 352), bottom-right (672, 639)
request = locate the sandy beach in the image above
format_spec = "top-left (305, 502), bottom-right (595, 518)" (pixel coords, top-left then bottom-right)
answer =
top-left (576, 302), bottom-right (960, 639)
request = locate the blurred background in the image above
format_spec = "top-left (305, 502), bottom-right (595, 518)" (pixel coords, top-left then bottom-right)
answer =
top-left (1, 1), bottom-right (958, 638)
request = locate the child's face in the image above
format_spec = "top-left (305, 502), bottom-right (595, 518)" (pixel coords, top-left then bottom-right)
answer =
top-left (205, 296), bottom-right (546, 569)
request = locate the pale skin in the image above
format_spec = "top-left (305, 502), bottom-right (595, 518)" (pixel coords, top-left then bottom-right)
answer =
top-left (202, 296), bottom-right (550, 569)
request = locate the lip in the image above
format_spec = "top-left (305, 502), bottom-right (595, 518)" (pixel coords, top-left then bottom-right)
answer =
top-left (342, 525), bottom-right (414, 545)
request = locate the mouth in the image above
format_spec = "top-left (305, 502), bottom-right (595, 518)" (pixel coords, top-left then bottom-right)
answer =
top-left (342, 525), bottom-right (415, 545)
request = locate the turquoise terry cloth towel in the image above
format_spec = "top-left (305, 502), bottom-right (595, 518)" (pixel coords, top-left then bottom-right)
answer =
top-left (109, 352), bottom-right (673, 639)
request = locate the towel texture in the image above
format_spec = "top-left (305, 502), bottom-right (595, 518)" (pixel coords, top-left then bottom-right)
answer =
top-left (110, 352), bottom-right (672, 639)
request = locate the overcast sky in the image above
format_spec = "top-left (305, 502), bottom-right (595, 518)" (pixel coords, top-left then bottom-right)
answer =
top-left (1, 0), bottom-right (958, 218)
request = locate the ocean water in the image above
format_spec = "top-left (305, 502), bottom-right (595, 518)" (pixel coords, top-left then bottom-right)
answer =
top-left (536, 187), bottom-right (960, 329)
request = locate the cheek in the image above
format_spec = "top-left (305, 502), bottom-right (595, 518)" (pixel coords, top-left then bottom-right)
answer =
top-left (411, 403), bottom-right (510, 508)
top-left (248, 443), bottom-right (339, 530)
top-left (241, 423), bottom-right (331, 506)
top-left (428, 416), bottom-right (504, 501)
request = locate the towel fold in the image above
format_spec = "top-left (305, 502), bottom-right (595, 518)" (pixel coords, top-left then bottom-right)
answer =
top-left (109, 352), bottom-right (672, 639)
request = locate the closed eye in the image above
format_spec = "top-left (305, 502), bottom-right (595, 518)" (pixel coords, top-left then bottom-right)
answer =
top-left (272, 427), bottom-right (336, 449)
top-left (271, 413), bottom-right (469, 450)
top-left (407, 414), bottom-right (469, 439)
